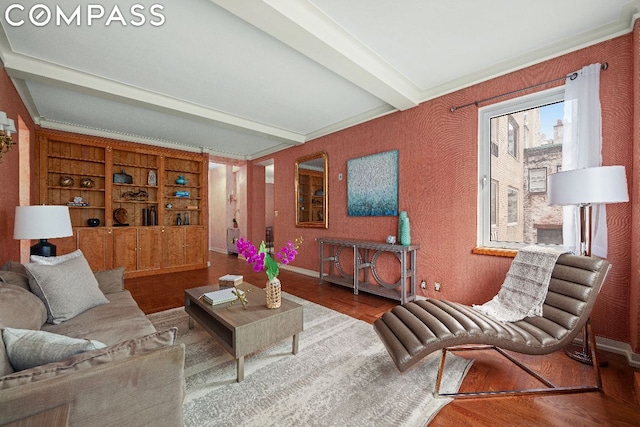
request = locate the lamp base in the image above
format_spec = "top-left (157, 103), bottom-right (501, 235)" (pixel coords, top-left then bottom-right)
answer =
top-left (564, 326), bottom-right (608, 367)
top-left (30, 239), bottom-right (57, 257)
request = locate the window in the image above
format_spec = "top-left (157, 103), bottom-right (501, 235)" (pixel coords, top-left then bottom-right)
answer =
top-left (507, 187), bottom-right (518, 224)
top-left (528, 168), bottom-right (547, 193)
top-left (508, 117), bottom-right (519, 158)
top-left (478, 87), bottom-right (565, 249)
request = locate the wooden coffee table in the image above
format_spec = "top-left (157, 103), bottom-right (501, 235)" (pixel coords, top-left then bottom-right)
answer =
top-left (184, 283), bottom-right (303, 382)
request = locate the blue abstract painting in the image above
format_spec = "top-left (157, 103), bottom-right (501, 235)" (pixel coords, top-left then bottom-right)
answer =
top-left (347, 150), bottom-right (398, 216)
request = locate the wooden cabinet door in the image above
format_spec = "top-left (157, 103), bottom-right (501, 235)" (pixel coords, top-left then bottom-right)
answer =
top-left (77, 228), bottom-right (112, 271)
top-left (49, 233), bottom-right (78, 257)
top-left (162, 227), bottom-right (185, 268)
top-left (185, 226), bottom-right (206, 266)
top-left (138, 227), bottom-right (163, 271)
top-left (112, 228), bottom-right (138, 272)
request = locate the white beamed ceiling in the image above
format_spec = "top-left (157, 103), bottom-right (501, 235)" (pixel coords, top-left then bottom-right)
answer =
top-left (0, 0), bottom-right (638, 159)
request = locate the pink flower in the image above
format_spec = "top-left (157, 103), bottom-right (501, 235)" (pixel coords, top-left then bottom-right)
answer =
top-left (236, 236), bottom-right (303, 280)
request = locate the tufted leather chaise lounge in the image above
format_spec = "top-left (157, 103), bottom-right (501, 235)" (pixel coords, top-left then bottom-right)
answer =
top-left (373, 254), bottom-right (610, 397)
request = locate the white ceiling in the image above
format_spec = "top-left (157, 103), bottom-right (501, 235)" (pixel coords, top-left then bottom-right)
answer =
top-left (1, 0), bottom-right (638, 159)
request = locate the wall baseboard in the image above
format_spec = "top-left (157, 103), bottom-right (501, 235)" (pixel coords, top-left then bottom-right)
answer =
top-left (572, 336), bottom-right (640, 369)
top-left (280, 264), bottom-right (318, 278)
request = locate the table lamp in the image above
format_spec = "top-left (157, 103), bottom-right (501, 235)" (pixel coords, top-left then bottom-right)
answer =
top-left (548, 165), bottom-right (629, 256)
top-left (548, 165), bottom-right (629, 365)
top-left (13, 206), bottom-right (73, 257)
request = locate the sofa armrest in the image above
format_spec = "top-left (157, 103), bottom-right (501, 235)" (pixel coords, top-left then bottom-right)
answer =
top-left (0, 343), bottom-right (185, 427)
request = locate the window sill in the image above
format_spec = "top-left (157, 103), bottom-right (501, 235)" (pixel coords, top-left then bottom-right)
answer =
top-left (472, 247), bottom-right (518, 258)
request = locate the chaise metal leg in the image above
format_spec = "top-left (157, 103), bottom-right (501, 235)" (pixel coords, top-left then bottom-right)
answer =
top-left (434, 320), bottom-right (603, 399)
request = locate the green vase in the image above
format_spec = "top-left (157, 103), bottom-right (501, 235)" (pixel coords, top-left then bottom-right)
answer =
top-left (398, 211), bottom-right (411, 246)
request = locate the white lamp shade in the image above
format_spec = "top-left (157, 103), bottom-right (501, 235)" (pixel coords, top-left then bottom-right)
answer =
top-left (14, 206), bottom-right (73, 240)
top-left (6, 119), bottom-right (16, 135)
top-left (548, 165), bottom-right (629, 206)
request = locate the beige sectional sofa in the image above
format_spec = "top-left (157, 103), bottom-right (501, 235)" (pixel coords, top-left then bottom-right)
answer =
top-left (0, 251), bottom-right (186, 426)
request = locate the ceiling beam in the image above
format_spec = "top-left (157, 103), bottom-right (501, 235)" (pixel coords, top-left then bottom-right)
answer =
top-left (211, 0), bottom-right (421, 111)
top-left (1, 50), bottom-right (306, 145)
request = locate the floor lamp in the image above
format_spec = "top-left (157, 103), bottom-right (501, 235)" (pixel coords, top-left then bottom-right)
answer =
top-left (13, 206), bottom-right (73, 257)
top-left (548, 165), bottom-right (629, 364)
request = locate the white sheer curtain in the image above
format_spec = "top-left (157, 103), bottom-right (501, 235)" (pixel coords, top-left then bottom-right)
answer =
top-left (561, 63), bottom-right (607, 256)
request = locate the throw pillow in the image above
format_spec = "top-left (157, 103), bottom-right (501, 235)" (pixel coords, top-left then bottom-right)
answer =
top-left (94, 267), bottom-right (125, 294)
top-left (0, 285), bottom-right (48, 330)
top-left (2, 327), bottom-right (106, 372)
top-left (30, 249), bottom-right (83, 265)
top-left (25, 255), bottom-right (109, 325)
top-left (0, 270), bottom-right (30, 291)
top-left (1, 261), bottom-right (27, 276)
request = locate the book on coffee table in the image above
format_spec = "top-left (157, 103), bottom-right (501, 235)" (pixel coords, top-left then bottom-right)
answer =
top-left (201, 287), bottom-right (244, 305)
top-left (219, 274), bottom-right (243, 287)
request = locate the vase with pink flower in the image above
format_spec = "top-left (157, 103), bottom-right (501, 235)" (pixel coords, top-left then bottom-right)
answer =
top-left (236, 236), bottom-right (303, 309)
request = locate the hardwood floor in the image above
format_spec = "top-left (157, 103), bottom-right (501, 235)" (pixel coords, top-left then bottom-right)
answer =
top-left (126, 251), bottom-right (640, 426)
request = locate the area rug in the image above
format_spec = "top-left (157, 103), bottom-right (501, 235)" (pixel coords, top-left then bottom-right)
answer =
top-left (147, 294), bottom-right (473, 427)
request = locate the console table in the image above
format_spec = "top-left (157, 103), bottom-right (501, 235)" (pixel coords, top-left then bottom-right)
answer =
top-left (317, 237), bottom-right (420, 304)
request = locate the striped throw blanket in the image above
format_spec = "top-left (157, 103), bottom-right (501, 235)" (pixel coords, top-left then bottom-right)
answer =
top-left (473, 246), bottom-right (569, 322)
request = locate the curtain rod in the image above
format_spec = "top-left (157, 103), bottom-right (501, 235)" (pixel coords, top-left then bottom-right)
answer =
top-left (450, 62), bottom-right (609, 112)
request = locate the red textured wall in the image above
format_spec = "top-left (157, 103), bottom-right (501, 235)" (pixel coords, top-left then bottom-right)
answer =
top-left (630, 19), bottom-right (640, 355)
top-left (253, 30), bottom-right (637, 349)
top-left (0, 68), bottom-right (36, 265)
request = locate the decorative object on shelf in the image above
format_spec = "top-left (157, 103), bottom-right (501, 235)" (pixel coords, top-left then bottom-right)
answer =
top-left (386, 235), bottom-right (396, 244)
top-left (176, 175), bottom-right (187, 185)
top-left (174, 191), bottom-right (190, 198)
top-left (13, 205), bottom-right (73, 257)
top-left (67, 196), bottom-right (89, 207)
top-left (149, 206), bottom-right (157, 226)
top-left (232, 218), bottom-right (238, 228)
top-left (87, 218), bottom-right (100, 227)
top-left (122, 189), bottom-right (149, 201)
top-left (80, 177), bottom-right (95, 188)
top-left (113, 169), bottom-right (133, 184)
top-left (0, 111), bottom-right (16, 163)
top-left (142, 208), bottom-right (149, 226)
top-left (176, 213), bottom-right (182, 225)
top-left (236, 236), bottom-right (303, 309)
top-left (184, 212), bottom-right (190, 225)
top-left (165, 203), bottom-right (173, 209)
top-left (148, 169), bottom-right (157, 186)
top-left (398, 211), bottom-right (411, 246)
top-left (60, 175), bottom-right (75, 187)
top-left (113, 208), bottom-right (129, 226)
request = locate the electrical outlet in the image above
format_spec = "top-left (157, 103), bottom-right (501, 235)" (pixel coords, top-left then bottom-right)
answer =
top-left (434, 282), bottom-right (441, 291)
top-left (420, 280), bottom-right (427, 289)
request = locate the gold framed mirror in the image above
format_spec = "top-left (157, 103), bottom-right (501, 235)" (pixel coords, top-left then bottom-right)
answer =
top-left (295, 152), bottom-right (328, 228)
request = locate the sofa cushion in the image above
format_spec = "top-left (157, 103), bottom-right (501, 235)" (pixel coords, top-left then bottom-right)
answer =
top-left (94, 267), bottom-right (125, 294)
top-left (25, 255), bottom-right (109, 325)
top-left (0, 285), bottom-right (48, 330)
top-left (42, 290), bottom-right (157, 346)
top-left (1, 261), bottom-right (26, 276)
top-left (0, 328), bottom-right (177, 389)
top-left (0, 270), bottom-right (30, 291)
top-left (30, 249), bottom-right (83, 265)
top-left (2, 327), bottom-right (106, 372)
